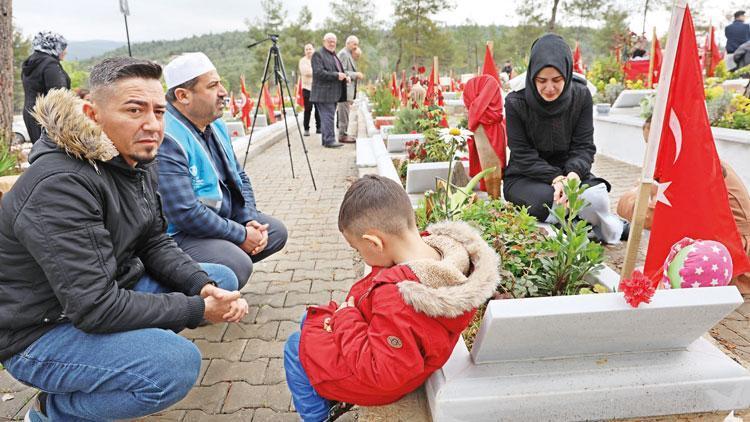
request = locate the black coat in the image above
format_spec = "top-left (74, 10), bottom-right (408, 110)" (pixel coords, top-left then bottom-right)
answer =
top-left (503, 80), bottom-right (596, 185)
top-left (726, 20), bottom-right (750, 53)
top-left (310, 47), bottom-right (347, 104)
top-left (21, 51), bottom-right (71, 143)
top-left (0, 90), bottom-right (209, 361)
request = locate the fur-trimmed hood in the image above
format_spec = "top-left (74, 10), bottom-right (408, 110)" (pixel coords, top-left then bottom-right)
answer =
top-left (29, 88), bottom-right (119, 169)
top-left (399, 221), bottom-right (500, 318)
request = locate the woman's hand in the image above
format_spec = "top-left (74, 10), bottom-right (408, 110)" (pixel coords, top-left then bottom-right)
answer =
top-left (553, 181), bottom-right (567, 205)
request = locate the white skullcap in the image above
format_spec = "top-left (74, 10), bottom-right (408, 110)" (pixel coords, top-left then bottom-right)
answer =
top-left (164, 52), bottom-right (216, 89)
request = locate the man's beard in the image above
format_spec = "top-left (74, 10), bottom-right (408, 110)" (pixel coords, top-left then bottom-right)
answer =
top-left (128, 147), bottom-right (158, 165)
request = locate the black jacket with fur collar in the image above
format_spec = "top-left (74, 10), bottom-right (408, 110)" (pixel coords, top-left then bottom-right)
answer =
top-left (0, 89), bottom-right (210, 361)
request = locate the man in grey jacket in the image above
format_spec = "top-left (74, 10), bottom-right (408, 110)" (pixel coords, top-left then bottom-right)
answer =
top-left (311, 33), bottom-right (349, 148)
top-left (0, 57), bottom-right (248, 421)
top-left (337, 35), bottom-right (364, 144)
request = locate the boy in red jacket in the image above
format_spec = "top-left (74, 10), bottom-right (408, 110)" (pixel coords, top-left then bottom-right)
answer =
top-left (283, 175), bottom-right (499, 421)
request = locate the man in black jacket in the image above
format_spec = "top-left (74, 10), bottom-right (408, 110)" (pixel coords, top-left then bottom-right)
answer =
top-left (726, 10), bottom-right (750, 54)
top-left (311, 32), bottom-right (349, 148)
top-left (0, 57), bottom-right (249, 421)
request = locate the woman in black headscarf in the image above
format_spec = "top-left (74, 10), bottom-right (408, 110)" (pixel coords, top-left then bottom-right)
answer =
top-left (503, 34), bottom-right (626, 243)
top-left (22, 31), bottom-right (71, 143)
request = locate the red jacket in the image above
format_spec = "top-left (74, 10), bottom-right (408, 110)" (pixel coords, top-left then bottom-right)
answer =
top-left (299, 221), bottom-right (499, 406)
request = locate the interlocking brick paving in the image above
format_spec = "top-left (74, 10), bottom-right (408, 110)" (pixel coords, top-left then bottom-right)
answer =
top-left (1, 145), bottom-right (747, 421)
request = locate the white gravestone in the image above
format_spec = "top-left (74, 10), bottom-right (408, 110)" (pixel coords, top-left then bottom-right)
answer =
top-left (387, 133), bottom-right (425, 153)
top-left (426, 286), bottom-right (750, 421)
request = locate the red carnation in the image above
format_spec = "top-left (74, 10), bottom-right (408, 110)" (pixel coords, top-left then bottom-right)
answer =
top-left (618, 270), bottom-right (656, 308)
top-left (418, 66), bottom-right (426, 74)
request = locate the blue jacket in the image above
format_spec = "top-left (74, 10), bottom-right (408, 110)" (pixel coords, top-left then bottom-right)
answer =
top-left (726, 20), bottom-right (750, 53)
top-left (157, 104), bottom-right (258, 244)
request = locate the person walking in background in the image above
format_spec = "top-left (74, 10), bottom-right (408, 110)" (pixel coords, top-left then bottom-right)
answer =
top-left (311, 33), bottom-right (348, 148)
top-left (21, 31), bottom-right (70, 143)
top-left (337, 35), bottom-right (364, 144)
top-left (299, 43), bottom-right (321, 137)
top-left (726, 10), bottom-right (750, 54)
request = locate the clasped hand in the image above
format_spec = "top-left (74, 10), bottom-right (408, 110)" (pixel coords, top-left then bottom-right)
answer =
top-left (200, 284), bottom-right (249, 323)
top-left (552, 172), bottom-right (580, 206)
top-left (240, 220), bottom-right (269, 255)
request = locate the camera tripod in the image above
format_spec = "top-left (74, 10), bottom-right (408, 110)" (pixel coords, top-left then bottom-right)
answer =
top-left (243, 34), bottom-right (317, 190)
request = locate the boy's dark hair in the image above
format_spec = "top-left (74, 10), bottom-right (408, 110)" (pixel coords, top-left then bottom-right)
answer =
top-left (338, 175), bottom-right (416, 236)
top-left (735, 10), bottom-right (745, 19)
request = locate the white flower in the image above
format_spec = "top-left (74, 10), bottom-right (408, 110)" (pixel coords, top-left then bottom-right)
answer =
top-left (437, 127), bottom-right (473, 147)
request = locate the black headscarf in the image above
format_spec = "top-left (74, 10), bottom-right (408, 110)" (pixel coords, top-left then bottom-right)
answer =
top-left (524, 34), bottom-right (574, 117)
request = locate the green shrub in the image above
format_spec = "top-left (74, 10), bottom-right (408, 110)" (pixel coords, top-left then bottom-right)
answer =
top-left (393, 107), bottom-right (422, 133)
top-left (0, 138), bottom-right (18, 176)
top-left (371, 84), bottom-right (398, 117)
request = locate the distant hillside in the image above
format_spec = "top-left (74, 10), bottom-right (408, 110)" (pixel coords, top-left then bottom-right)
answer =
top-left (67, 40), bottom-right (125, 61)
top-left (82, 31), bottom-right (260, 93)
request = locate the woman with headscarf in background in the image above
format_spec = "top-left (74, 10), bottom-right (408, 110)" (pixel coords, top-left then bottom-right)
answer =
top-left (22, 31), bottom-right (70, 143)
top-left (503, 34), bottom-right (627, 244)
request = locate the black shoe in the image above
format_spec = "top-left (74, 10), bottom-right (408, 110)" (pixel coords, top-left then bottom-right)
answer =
top-left (303, 129), bottom-right (310, 136)
top-left (325, 401), bottom-right (354, 422)
top-left (324, 142), bottom-right (344, 148)
top-left (620, 220), bottom-right (630, 241)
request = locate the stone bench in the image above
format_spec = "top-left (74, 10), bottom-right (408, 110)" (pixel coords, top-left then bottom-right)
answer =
top-left (426, 286), bottom-right (750, 421)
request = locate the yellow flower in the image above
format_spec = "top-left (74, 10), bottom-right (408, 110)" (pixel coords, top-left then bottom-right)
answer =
top-left (449, 127), bottom-right (461, 136)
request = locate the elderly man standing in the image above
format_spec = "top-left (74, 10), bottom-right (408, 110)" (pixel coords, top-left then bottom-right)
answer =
top-left (311, 33), bottom-right (348, 148)
top-left (336, 35), bottom-right (364, 144)
top-left (0, 57), bottom-right (248, 421)
top-left (157, 52), bottom-right (288, 287)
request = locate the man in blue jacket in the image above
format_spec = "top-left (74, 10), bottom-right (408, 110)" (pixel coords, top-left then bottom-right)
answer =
top-left (726, 10), bottom-right (750, 54)
top-left (158, 52), bottom-right (288, 286)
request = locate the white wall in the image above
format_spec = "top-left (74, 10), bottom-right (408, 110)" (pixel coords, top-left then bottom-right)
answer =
top-left (593, 111), bottom-right (750, 188)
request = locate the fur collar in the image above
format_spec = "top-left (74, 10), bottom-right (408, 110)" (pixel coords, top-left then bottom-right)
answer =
top-left (399, 221), bottom-right (500, 318)
top-left (31, 88), bottom-right (119, 169)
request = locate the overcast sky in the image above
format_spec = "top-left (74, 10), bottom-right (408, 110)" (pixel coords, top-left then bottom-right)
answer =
top-left (12, 0), bottom-right (739, 43)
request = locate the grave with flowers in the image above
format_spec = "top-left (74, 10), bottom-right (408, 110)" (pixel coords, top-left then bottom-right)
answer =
top-left (350, 87), bottom-right (750, 419)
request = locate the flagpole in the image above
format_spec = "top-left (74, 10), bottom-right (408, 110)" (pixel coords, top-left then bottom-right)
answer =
top-left (648, 27), bottom-right (656, 88)
top-left (621, 0), bottom-right (687, 279)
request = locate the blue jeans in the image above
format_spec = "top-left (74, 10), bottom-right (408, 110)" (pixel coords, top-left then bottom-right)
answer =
top-left (284, 313), bottom-right (331, 422)
top-left (2, 263), bottom-right (236, 421)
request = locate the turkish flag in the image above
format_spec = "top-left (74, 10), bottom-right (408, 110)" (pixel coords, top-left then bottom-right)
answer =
top-left (391, 72), bottom-right (400, 100)
top-left (425, 66), bottom-right (435, 106)
top-left (573, 42), bottom-right (585, 74)
top-left (463, 75), bottom-right (507, 191)
top-left (263, 85), bottom-right (276, 124)
top-left (704, 26), bottom-right (723, 77)
top-left (482, 44), bottom-right (500, 85)
top-left (229, 91), bottom-right (239, 117)
top-left (643, 5), bottom-right (750, 283)
top-left (239, 76), bottom-right (253, 129)
top-left (652, 35), bottom-right (663, 84)
top-left (296, 78), bottom-right (305, 107)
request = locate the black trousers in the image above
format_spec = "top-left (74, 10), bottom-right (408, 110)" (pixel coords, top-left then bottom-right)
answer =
top-left (172, 213), bottom-right (288, 287)
top-left (302, 89), bottom-right (320, 132)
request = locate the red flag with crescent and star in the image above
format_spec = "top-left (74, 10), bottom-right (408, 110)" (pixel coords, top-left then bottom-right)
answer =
top-left (239, 76), bottom-right (253, 129)
top-left (573, 41), bottom-right (585, 74)
top-left (643, 5), bottom-right (750, 283)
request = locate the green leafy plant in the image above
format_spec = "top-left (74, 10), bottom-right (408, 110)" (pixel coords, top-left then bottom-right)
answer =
top-left (371, 84), bottom-right (399, 117)
top-left (0, 138), bottom-right (18, 177)
top-left (530, 179), bottom-right (605, 296)
top-left (393, 107), bottom-right (422, 133)
top-left (593, 78), bottom-right (624, 105)
top-left (460, 199), bottom-right (546, 298)
top-left (587, 56), bottom-right (624, 89)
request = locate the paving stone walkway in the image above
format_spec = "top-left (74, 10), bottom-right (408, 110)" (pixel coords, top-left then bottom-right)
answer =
top-left (1, 139), bottom-right (748, 421)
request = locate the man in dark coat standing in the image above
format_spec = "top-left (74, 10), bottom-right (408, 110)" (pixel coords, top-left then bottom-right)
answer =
top-left (21, 31), bottom-right (71, 143)
top-left (726, 10), bottom-right (750, 54)
top-left (311, 32), bottom-right (348, 148)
